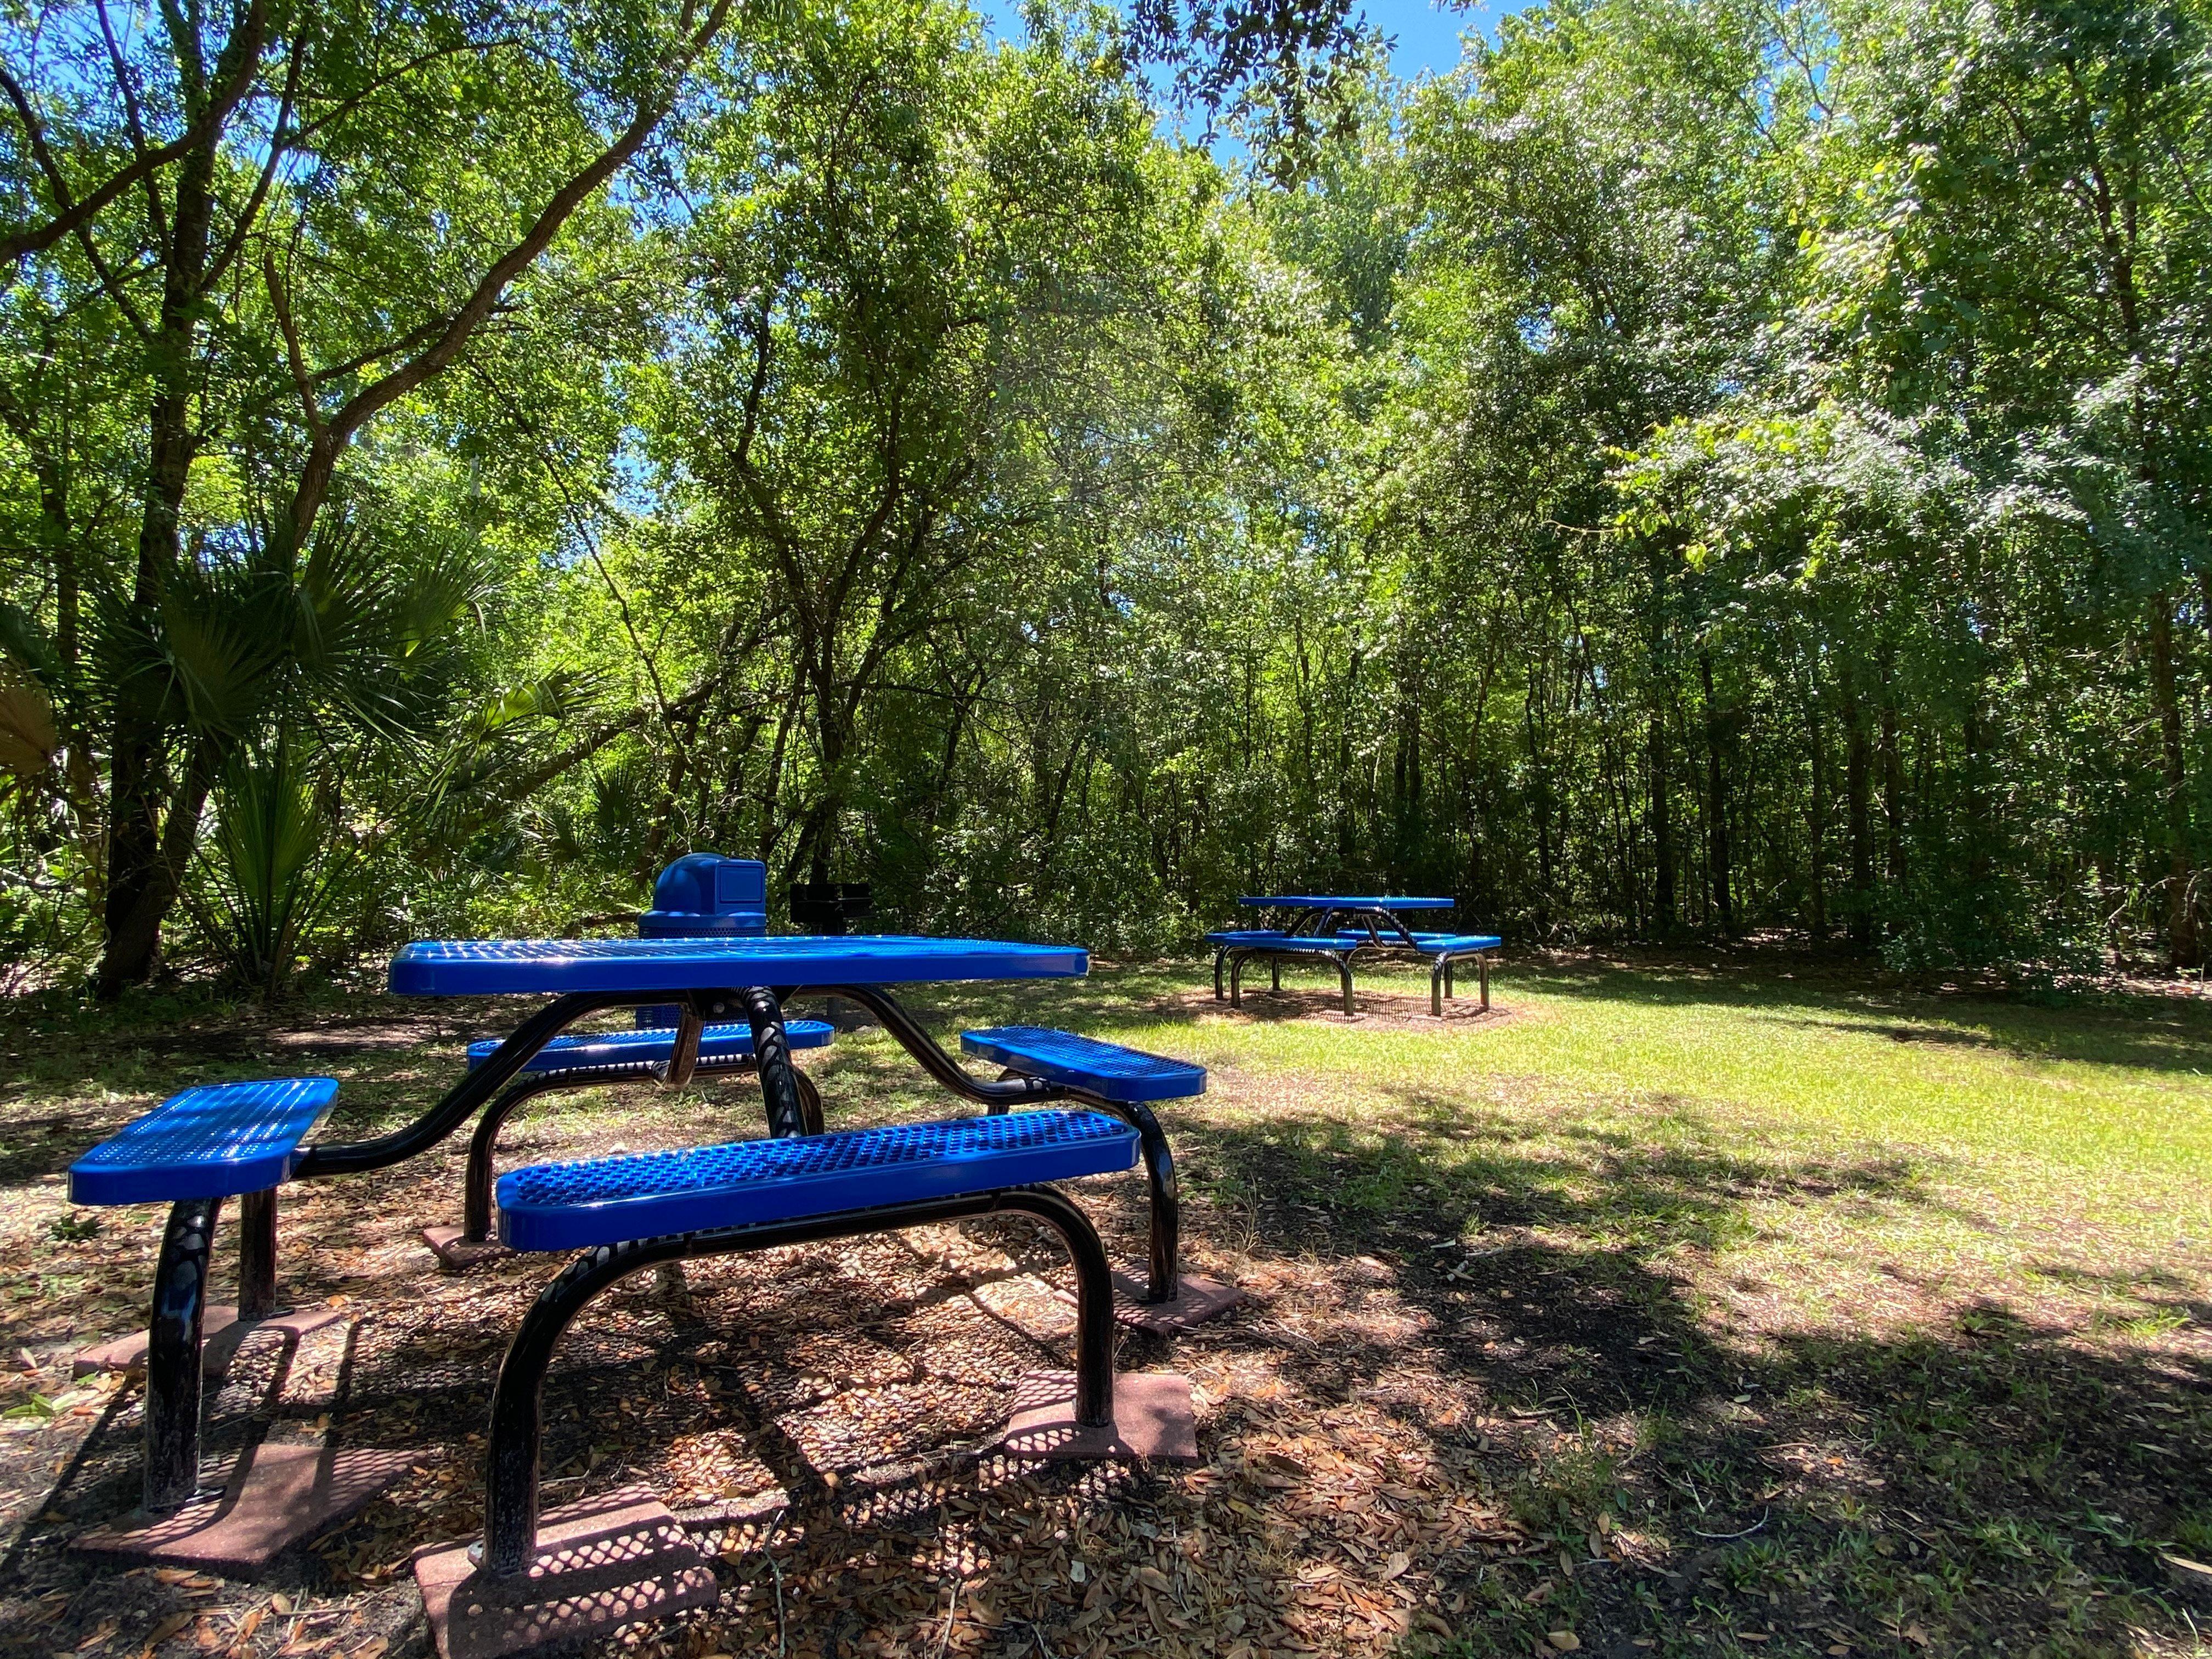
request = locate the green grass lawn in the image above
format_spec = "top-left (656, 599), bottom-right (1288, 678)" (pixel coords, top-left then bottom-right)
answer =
top-left (1, 951), bottom-right (2208, 1659)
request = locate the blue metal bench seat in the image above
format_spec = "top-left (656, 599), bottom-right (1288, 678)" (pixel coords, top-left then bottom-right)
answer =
top-left (69, 1077), bottom-right (337, 1205)
top-left (959, 1026), bottom-right (1204, 1104)
top-left (464, 1020), bottom-right (833, 1075)
top-left (445, 1020), bottom-right (837, 1257)
top-left (67, 1077), bottom-right (341, 1511)
top-left (1345, 929), bottom-right (1503, 953)
top-left (1205, 929), bottom-right (1332, 952)
top-left (472, 1110), bottom-right (1152, 1579)
top-left (496, 1108), bottom-right (1138, 1251)
top-left (1205, 928), bottom-right (1501, 953)
top-left (1210, 925), bottom-right (1502, 1017)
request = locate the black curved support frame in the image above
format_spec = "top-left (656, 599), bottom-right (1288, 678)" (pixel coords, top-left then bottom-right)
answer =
top-left (1429, 947), bottom-right (1492, 1017)
top-left (144, 1197), bottom-right (221, 1513)
top-left (790, 984), bottom-right (1181, 1304)
top-left (295, 990), bottom-right (647, 1180)
top-left (477, 1184), bottom-right (1114, 1577)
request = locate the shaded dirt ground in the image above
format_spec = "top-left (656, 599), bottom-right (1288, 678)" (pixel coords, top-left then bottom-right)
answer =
top-left (0, 955), bottom-right (2208, 1659)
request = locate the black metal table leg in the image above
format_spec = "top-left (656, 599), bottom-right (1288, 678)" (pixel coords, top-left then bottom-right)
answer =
top-left (296, 989), bottom-right (644, 1180)
top-left (1116, 1100), bottom-right (1181, 1304)
top-left (144, 1198), bottom-right (222, 1513)
top-left (1335, 951), bottom-right (1357, 1016)
top-left (462, 1074), bottom-right (579, 1243)
top-left (237, 1189), bottom-right (279, 1322)
top-left (803, 985), bottom-right (1060, 1113)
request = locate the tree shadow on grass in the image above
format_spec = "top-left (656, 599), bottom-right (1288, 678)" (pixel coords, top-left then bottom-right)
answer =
top-left (1178, 1098), bottom-right (2212, 1657)
top-left (1512, 953), bottom-right (2212, 1079)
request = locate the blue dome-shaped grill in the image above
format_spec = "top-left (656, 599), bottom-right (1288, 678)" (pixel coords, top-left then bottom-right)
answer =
top-left (637, 853), bottom-right (768, 938)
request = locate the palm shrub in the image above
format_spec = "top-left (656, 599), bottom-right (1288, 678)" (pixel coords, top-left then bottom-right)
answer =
top-left (100, 504), bottom-right (501, 990)
top-left (189, 744), bottom-right (352, 994)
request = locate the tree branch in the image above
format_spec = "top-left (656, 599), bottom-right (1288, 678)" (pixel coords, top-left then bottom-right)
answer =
top-left (284, 0), bottom-right (734, 544)
top-left (0, 0), bottom-right (270, 268)
top-left (263, 248), bottom-right (324, 439)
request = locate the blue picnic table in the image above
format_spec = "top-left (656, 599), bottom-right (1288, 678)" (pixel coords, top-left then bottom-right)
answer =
top-left (368, 931), bottom-right (1212, 1596)
top-left (66, 845), bottom-right (1229, 1576)
top-left (1210, 894), bottom-right (1500, 1017)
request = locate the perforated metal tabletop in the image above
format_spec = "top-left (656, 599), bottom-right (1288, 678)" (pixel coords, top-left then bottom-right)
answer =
top-left (388, 934), bottom-right (1088, 997)
top-left (1236, 895), bottom-right (1455, 910)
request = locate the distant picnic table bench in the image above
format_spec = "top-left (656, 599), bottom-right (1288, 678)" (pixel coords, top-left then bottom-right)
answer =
top-left (1209, 894), bottom-right (1501, 1016)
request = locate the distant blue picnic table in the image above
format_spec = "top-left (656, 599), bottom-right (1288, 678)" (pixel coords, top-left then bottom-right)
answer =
top-left (1210, 894), bottom-right (1500, 1017)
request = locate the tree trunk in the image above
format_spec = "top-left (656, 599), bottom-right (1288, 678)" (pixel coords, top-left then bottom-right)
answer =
top-left (1650, 708), bottom-right (1674, 936)
top-left (1525, 684), bottom-right (1553, 919)
top-left (2151, 591), bottom-right (2199, 967)
top-left (1845, 686), bottom-right (1873, 951)
top-left (1878, 655), bottom-right (1905, 894)
top-left (96, 45), bottom-right (224, 998)
top-left (1805, 682), bottom-right (1829, 941)
top-left (1962, 700), bottom-right (1991, 890)
top-left (1701, 652), bottom-right (1731, 932)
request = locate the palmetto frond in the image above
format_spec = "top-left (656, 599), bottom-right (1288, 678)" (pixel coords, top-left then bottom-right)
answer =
top-left (189, 741), bottom-right (353, 994)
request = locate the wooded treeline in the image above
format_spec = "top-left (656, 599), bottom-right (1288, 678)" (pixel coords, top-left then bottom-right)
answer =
top-left (3, 0), bottom-right (2207, 991)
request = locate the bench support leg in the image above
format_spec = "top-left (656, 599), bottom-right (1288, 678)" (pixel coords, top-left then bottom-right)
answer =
top-left (1445, 960), bottom-right (1455, 1000)
top-left (1270, 958), bottom-right (1280, 992)
top-left (1212, 948), bottom-right (1226, 1001)
top-left (478, 1186), bottom-right (1116, 1578)
top-left (1431, 955), bottom-right (1448, 1018)
top-left (989, 1081), bottom-right (1190, 1313)
top-left (1116, 1100), bottom-right (1180, 1305)
top-left (237, 1189), bottom-right (279, 1322)
top-left (464, 1075), bottom-right (574, 1243)
top-left (1480, 952), bottom-right (1491, 1012)
top-left (1228, 953), bottom-right (1244, 1007)
top-left (145, 1197), bottom-right (221, 1513)
top-left (1337, 953), bottom-right (1357, 1017)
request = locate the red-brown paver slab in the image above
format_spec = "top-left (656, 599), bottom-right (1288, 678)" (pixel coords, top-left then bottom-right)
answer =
top-left (71, 1438), bottom-right (411, 1571)
top-left (411, 1486), bottom-right (719, 1659)
top-left (992, 1369), bottom-right (1200, 1462)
